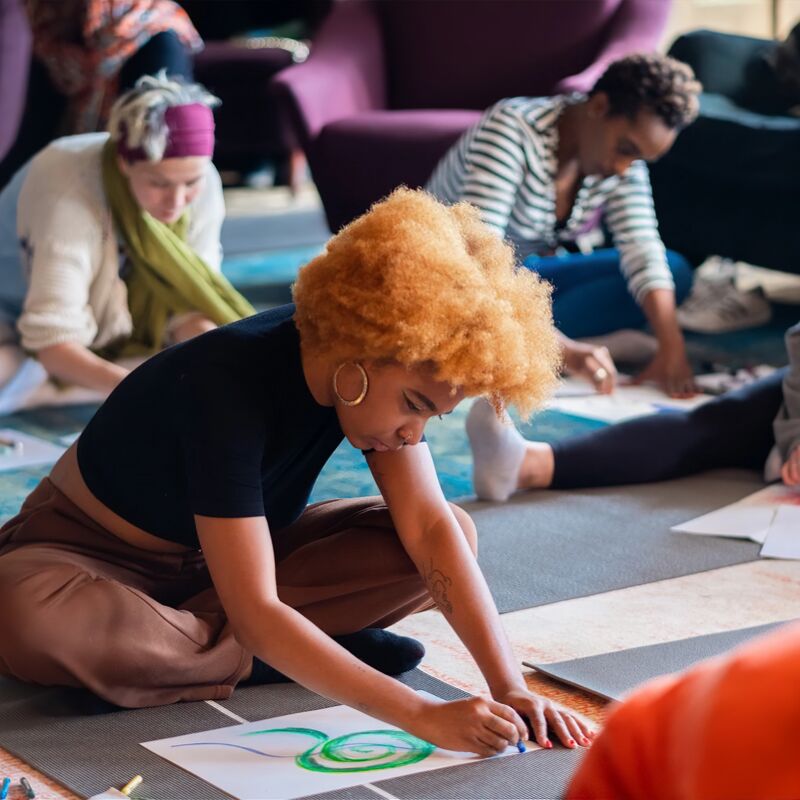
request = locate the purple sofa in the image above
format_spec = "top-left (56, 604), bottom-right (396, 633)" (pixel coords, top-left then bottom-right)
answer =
top-left (0, 0), bottom-right (31, 164)
top-left (272, 0), bottom-right (672, 232)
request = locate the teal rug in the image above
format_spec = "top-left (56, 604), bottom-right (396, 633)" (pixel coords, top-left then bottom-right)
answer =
top-left (0, 401), bottom-right (604, 524)
top-left (223, 246), bottom-right (322, 289)
top-left (0, 243), bottom-right (794, 525)
top-left (221, 247), bottom-right (323, 308)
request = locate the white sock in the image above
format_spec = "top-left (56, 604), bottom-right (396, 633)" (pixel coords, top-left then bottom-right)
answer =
top-left (466, 397), bottom-right (526, 502)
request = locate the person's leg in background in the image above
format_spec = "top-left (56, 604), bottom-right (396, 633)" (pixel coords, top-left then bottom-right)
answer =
top-left (525, 249), bottom-right (693, 339)
top-left (118, 30), bottom-right (193, 89)
top-left (545, 367), bottom-right (786, 489)
top-left (468, 368), bottom-right (786, 500)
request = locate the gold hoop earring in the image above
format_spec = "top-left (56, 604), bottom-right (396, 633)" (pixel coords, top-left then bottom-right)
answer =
top-left (333, 362), bottom-right (368, 406)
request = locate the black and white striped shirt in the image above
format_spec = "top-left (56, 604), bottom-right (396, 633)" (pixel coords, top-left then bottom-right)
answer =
top-left (426, 94), bottom-right (674, 302)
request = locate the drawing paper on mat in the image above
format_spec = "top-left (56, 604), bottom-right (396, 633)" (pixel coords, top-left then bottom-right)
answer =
top-left (141, 691), bottom-right (522, 799)
top-left (0, 428), bottom-right (65, 471)
top-left (760, 506), bottom-right (800, 560)
top-left (549, 378), bottom-right (709, 423)
top-left (671, 483), bottom-right (800, 548)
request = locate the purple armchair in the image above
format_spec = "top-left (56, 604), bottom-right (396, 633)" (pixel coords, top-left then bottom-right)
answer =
top-left (272, 0), bottom-right (672, 232)
top-left (0, 0), bottom-right (31, 164)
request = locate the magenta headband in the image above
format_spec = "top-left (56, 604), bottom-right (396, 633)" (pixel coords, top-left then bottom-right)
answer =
top-left (117, 103), bottom-right (215, 163)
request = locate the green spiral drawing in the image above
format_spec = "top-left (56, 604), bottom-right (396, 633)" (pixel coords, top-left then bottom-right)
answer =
top-left (243, 726), bottom-right (435, 773)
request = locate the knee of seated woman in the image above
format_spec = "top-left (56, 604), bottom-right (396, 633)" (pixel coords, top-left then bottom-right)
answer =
top-left (0, 558), bottom-right (131, 658)
top-left (0, 562), bottom-right (80, 661)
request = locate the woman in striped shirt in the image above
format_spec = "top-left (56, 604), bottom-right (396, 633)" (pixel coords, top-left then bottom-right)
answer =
top-left (428, 54), bottom-right (701, 399)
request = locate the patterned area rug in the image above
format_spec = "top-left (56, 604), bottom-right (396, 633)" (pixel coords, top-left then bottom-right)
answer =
top-left (0, 245), bottom-right (794, 523)
top-left (0, 401), bottom-right (605, 524)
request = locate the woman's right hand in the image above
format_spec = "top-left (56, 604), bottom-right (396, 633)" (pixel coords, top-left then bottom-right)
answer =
top-left (561, 338), bottom-right (617, 395)
top-left (409, 696), bottom-right (527, 757)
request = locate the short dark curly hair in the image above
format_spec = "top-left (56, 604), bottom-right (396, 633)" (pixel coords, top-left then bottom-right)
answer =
top-left (590, 53), bottom-right (702, 130)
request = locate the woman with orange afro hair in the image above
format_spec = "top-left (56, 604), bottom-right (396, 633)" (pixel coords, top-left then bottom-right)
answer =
top-left (0, 189), bottom-right (594, 755)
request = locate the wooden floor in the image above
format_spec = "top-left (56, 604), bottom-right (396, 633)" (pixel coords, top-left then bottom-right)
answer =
top-left (2, 553), bottom-right (798, 799)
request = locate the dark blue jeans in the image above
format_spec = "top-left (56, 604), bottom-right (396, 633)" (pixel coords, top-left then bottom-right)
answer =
top-left (524, 248), bottom-right (693, 338)
top-left (119, 30), bottom-right (194, 89)
top-left (551, 369), bottom-right (786, 488)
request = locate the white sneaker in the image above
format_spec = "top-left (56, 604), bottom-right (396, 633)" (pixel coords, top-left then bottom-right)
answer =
top-left (677, 281), bottom-right (772, 333)
top-left (695, 255), bottom-right (739, 284)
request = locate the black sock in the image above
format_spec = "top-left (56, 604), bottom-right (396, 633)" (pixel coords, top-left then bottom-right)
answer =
top-left (242, 628), bottom-right (425, 687)
top-left (333, 628), bottom-right (425, 675)
top-left (242, 659), bottom-right (292, 686)
top-left (80, 693), bottom-right (125, 715)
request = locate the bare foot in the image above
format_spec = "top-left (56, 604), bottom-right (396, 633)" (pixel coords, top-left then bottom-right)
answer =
top-left (518, 442), bottom-right (555, 490)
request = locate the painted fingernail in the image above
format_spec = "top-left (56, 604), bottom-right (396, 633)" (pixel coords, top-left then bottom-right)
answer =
top-left (581, 736), bottom-right (591, 745)
top-left (569, 739), bottom-right (576, 747)
top-left (544, 740), bottom-right (553, 749)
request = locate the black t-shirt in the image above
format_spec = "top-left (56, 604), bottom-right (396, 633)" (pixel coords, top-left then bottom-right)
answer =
top-left (77, 304), bottom-right (344, 547)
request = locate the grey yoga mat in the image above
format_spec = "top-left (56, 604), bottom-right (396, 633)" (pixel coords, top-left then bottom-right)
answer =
top-left (0, 670), bottom-right (584, 800)
top-left (525, 621), bottom-right (792, 702)
top-left (471, 469), bottom-right (765, 613)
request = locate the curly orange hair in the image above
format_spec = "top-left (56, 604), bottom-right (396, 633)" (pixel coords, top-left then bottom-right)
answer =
top-left (293, 188), bottom-right (561, 416)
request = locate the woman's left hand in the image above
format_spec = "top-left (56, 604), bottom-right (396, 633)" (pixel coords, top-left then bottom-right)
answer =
top-left (493, 687), bottom-right (596, 749)
top-left (781, 445), bottom-right (800, 486)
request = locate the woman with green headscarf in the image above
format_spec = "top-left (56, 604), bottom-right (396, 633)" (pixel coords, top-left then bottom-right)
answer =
top-left (0, 72), bottom-right (253, 398)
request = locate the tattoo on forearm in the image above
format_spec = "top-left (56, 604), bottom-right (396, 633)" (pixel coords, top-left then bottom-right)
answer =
top-left (425, 559), bottom-right (454, 615)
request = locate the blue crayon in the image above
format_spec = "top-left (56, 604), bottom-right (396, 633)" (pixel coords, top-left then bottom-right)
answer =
top-left (0, 777), bottom-right (10, 800)
top-left (516, 739), bottom-right (526, 753)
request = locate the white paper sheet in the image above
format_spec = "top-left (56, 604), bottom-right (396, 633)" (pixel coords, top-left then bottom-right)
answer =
top-left (671, 484), bottom-right (800, 547)
top-left (548, 379), bottom-right (710, 423)
top-left (671, 505), bottom-right (775, 544)
top-left (0, 428), bottom-right (65, 471)
top-left (142, 692), bottom-right (525, 800)
top-left (760, 506), bottom-right (800, 560)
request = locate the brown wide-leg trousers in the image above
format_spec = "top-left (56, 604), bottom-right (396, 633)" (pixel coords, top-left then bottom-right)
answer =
top-left (0, 479), bottom-right (476, 708)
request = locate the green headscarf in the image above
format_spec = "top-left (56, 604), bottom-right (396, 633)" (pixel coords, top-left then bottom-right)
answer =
top-left (101, 140), bottom-right (254, 356)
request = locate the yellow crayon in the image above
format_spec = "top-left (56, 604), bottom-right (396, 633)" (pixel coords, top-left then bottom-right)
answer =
top-left (120, 776), bottom-right (143, 796)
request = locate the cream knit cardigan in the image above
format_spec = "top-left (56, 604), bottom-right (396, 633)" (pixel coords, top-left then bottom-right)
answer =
top-left (15, 133), bottom-right (224, 353)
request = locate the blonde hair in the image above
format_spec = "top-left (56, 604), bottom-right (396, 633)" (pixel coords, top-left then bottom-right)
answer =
top-left (107, 71), bottom-right (220, 161)
top-left (293, 188), bottom-right (561, 417)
